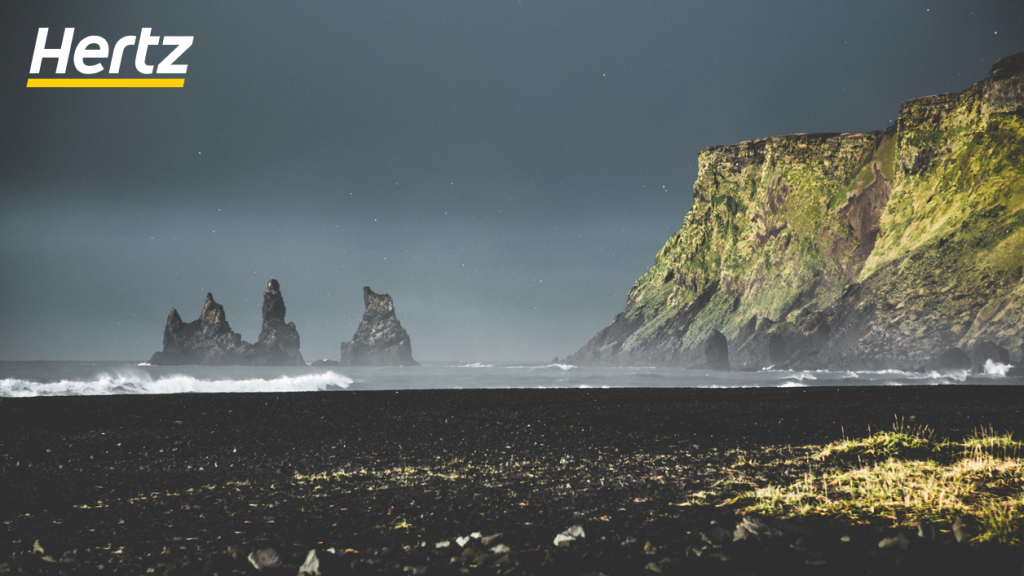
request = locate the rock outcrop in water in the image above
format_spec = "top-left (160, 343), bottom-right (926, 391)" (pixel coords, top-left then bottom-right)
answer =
top-left (252, 279), bottom-right (304, 366)
top-left (569, 51), bottom-right (1024, 372)
top-left (148, 280), bottom-right (305, 366)
top-left (339, 287), bottom-right (418, 366)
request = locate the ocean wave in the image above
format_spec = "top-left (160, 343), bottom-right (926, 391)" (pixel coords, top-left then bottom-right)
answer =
top-left (788, 371), bottom-right (817, 381)
top-left (0, 370), bottom-right (352, 398)
top-left (983, 359), bottom-right (1012, 377)
top-left (458, 363), bottom-right (494, 368)
top-left (499, 363), bottom-right (577, 371)
top-left (777, 382), bottom-right (808, 388)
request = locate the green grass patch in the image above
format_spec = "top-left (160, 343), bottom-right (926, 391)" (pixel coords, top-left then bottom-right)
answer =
top-left (734, 424), bottom-right (1024, 544)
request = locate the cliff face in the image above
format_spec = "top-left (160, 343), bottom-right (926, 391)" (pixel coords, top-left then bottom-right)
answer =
top-left (149, 280), bottom-right (305, 366)
top-left (569, 51), bottom-right (1024, 370)
top-left (339, 287), bottom-right (418, 366)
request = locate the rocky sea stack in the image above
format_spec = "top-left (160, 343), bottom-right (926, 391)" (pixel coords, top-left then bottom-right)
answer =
top-left (569, 51), bottom-right (1024, 372)
top-left (339, 286), bottom-right (418, 366)
top-left (252, 279), bottom-right (304, 366)
top-left (148, 280), bottom-right (305, 366)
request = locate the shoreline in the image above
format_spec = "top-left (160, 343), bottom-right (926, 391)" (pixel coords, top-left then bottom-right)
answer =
top-left (3, 386), bottom-right (1023, 574)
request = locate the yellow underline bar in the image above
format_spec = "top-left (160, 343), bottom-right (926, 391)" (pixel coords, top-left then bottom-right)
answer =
top-left (27, 78), bottom-right (185, 88)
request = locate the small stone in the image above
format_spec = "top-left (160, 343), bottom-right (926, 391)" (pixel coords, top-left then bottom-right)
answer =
top-left (490, 544), bottom-right (510, 554)
top-left (878, 533), bottom-right (910, 550)
top-left (645, 561), bottom-right (663, 573)
top-left (298, 549), bottom-right (319, 576)
top-left (701, 525), bottom-right (731, 544)
top-left (480, 533), bottom-right (502, 546)
top-left (248, 548), bottom-right (281, 571)
top-left (733, 525), bottom-right (751, 541)
top-left (708, 551), bottom-right (730, 561)
top-left (840, 535), bottom-right (851, 543)
top-left (554, 524), bottom-right (585, 546)
top-left (953, 517), bottom-right (971, 543)
top-left (740, 516), bottom-right (782, 538)
top-left (917, 522), bottom-right (936, 540)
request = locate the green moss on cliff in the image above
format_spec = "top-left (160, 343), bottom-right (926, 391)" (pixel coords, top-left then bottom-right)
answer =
top-left (622, 132), bottom-right (881, 353)
top-left (573, 51), bottom-right (1024, 367)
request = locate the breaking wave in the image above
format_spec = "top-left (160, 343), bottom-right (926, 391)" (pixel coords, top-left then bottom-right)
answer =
top-left (984, 359), bottom-right (1012, 376)
top-left (0, 370), bottom-right (352, 398)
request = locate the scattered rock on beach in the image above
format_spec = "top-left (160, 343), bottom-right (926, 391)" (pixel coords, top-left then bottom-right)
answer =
top-left (248, 547), bottom-right (281, 570)
top-left (554, 525), bottom-right (585, 547)
top-left (878, 533), bottom-right (910, 550)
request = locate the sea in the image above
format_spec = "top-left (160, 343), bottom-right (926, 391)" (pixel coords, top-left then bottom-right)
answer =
top-left (0, 360), bottom-right (1019, 398)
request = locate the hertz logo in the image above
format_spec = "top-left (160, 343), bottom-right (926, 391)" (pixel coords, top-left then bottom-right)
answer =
top-left (27, 28), bottom-right (192, 88)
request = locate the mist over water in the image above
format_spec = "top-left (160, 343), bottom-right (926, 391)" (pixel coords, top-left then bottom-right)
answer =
top-left (0, 361), bottom-right (1019, 398)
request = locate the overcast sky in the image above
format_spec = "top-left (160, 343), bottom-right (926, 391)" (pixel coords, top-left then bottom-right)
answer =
top-left (1, 1), bottom-right (1022, 362)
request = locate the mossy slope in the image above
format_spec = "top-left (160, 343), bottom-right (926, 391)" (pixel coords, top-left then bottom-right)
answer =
top-left (570, 51), bottom-right (1024, 368)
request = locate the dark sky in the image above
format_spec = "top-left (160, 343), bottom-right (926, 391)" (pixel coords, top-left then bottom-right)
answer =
top-left (2, 1), bottom-right (1022, 362)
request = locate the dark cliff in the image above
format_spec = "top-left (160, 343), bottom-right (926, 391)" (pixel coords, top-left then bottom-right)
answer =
top-left (339, 287), bottom-right (418, 366)
top-left (569, 51), bottom-right (1024, 371)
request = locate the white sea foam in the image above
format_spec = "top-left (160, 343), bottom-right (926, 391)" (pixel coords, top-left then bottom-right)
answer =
top-left (0, 370), bottom-right (351, 398)
top-left (789, 371), bottom-right (817, 380)
top-left (458, 363), bottom-right (494, 368)
top-left (498, 363), bottom-right (577, 370)
top-left (983, 359), bottom-right (1012, 376)
top-left (777, 382), bottom-right (808, 388)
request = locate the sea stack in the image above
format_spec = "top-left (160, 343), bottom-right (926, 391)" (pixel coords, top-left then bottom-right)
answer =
top-left (252, 279), bottom-right (305, 366)
top-left (148, 280), bottom-right (304, 366)
top-left (148, 293), bottom-right (251, 365)
top-left (339, 286), bottom-right (418, 366)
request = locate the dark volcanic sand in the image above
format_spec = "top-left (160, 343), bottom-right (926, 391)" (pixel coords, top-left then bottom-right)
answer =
top-left (2, 386), bottom-right (1023, 574)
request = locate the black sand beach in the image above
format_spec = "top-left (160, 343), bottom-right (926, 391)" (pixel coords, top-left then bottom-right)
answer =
top-left (2, 386), bottom-right (1024, 574)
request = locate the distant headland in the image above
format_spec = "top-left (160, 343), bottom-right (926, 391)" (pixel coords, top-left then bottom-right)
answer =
top-left (569, 50), bottom-right (1024, 374)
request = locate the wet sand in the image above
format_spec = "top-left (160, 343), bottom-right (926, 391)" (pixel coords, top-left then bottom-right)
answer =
top-left (2, 385), bottom-right (1023, 574)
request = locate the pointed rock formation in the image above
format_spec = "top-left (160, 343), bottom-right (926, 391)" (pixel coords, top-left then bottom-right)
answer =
top-left (253, 279), bottom-right (305, 366)
top-left (148, 280), bottom-right (303, 366)
top-left (339, 286), bottom-right (418, 366)
top-left (149, 293), bottom-right (251, 365)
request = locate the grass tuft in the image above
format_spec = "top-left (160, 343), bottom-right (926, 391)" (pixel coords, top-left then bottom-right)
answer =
top-left (735, 423), bottom-right (1024, 544)
top-left (814, 420), bottom-right (943, 464)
